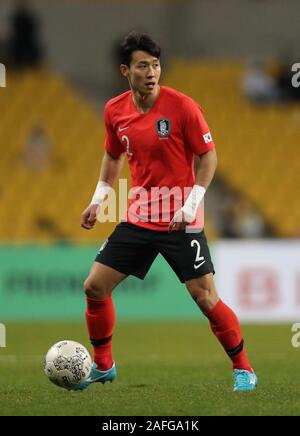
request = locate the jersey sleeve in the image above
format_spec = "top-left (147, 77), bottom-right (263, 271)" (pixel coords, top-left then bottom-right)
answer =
top-left (104, 103), bottom-right (125, 157)
top-left (182, 98), bottom-right (215, 155)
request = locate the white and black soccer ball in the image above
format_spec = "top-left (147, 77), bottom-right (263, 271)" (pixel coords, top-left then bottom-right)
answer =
top-left (44, 340), bottom-right (92, 390)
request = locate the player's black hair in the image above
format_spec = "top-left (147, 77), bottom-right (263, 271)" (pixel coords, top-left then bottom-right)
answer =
top-left (119, 31), bottom-right (161, 66)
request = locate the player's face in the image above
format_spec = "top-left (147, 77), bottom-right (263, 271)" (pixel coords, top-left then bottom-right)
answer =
top-left (121, 50), bottom-right (161, 95)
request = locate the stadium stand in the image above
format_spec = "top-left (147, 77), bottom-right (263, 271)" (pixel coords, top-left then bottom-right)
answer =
top-left (0, 69), bottom-right (115, 242)
top-left (1, 64), bottom-right (299, 241)
top-left (165, 61), bottom-right (300, 237)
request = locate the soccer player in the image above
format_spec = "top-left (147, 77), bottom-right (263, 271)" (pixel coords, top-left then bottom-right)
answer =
top-left (77, 32), bottom-right (257, 392)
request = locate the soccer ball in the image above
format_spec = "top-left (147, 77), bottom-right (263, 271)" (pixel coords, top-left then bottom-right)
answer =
top-left (44, 340), bottom-right (92, 390)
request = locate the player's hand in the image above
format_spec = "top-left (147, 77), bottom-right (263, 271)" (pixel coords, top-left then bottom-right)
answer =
top-left (168, 209), bottom-right (190, 233)
top-left (81, 204), bottom-right (99, 230)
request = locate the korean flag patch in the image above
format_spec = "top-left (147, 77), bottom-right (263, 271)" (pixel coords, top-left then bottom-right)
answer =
top-left (203, 132), bottom-right (213, 144)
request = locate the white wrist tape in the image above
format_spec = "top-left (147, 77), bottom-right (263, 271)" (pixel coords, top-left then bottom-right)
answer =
top-left (181, 185), bottom-right (206, 223)
top-left (90, 181), bottom-right (111, 205)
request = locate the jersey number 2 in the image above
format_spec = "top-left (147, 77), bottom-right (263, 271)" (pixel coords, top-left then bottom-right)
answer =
top-left (191, 239), bottom-right (205, 269)
top-left (122, 135), bottom-right (134, 157)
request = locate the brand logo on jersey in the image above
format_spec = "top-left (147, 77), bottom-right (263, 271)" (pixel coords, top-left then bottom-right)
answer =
top-left (203, 132), bottom-right (212, 144)
top-left (156, 118), bottom-right (170, 137)
top-left (118, 126), bottom-right (129, 132)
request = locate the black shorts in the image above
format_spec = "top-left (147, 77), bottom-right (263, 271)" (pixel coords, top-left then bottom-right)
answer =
top-left (95, 222), bottom-right (215, 283)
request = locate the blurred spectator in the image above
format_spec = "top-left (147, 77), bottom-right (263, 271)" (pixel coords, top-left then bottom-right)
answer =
top-left (8, 0), bottom-right (43, 70)
top-left (23, 125), bottom-right (51, 170)
top-left (221, 194), bottom-right (265, 238)
top-left (241, 59), bottom-right (280, 104)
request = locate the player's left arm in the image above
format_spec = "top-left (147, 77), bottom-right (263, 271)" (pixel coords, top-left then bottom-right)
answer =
top-left (169, 97), bottom-right (217, 232)
top-left (194, 148), bottom-right (218, 190)
top-left (169, 148), bottom-right (217, 232)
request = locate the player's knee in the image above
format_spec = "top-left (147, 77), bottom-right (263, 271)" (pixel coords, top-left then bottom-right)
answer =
top-left (188, 282), bottom-right (215, 312)
top-left (187, 274), bottom-right (218, 312)
top-left (83, 278), bottom-right (110, 300)
top-left (193, 288), bottom-right (212, 312)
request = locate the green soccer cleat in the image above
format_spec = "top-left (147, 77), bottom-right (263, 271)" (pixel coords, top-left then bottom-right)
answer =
top-left (233, 369), bottom-right (258, 392)
top-left (70, 362), bottom-right (116, 391)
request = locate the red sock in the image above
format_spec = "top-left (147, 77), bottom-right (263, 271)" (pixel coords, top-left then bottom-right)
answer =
top-left (205, 299), bottom-right (253, 372)
top-left (85, 296), bottom-right (116, 371)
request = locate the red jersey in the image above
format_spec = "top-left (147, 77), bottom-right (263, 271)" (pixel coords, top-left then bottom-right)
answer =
top-left (104, 85), bottom-right (215, 230)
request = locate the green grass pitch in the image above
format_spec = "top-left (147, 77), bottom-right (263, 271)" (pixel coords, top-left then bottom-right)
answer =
top-left (0, 322), bottom-right (299, 416)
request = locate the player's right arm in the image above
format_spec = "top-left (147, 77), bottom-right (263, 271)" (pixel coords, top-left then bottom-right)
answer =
top-left (81, 101), bottom-right (126, 230)
top-left (81, 151), bottom-right (125, 230)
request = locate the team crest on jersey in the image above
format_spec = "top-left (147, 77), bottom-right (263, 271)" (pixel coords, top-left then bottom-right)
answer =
top-left (156, 118), bottom-right (171, 137)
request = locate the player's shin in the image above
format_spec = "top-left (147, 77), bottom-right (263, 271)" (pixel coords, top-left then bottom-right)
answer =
top-left (204, 299), bottom-right (253, 373)
top-left (85, 296), bottom-right (116, 371)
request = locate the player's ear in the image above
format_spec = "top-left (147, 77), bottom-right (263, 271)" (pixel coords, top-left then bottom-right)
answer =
top-left (120, 64), bottom-right (129, 78)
